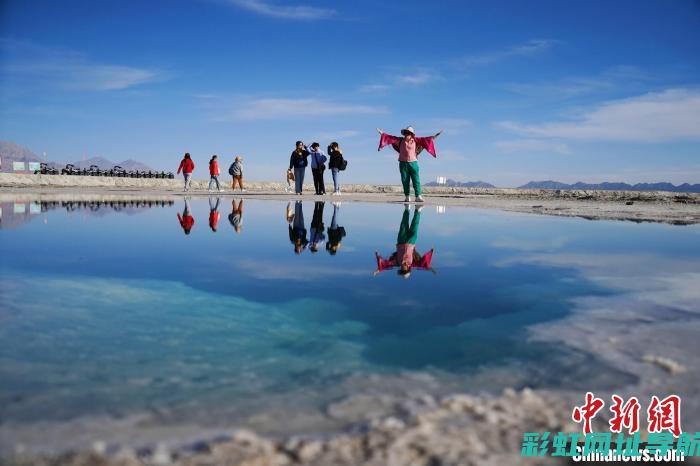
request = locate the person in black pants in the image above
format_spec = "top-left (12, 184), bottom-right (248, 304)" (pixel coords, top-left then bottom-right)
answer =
top-left (309, 201), bottom-right (326, 253)
top-left (308, 142), bottom-right (327, 195)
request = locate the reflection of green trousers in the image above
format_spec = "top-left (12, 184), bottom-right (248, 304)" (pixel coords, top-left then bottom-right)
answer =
top-left (399, 161), bottom-right (421, 196)
top-left (398, 209), bottom-right (421, 244)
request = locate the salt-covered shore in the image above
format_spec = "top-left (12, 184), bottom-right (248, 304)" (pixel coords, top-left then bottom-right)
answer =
top-left (1, 173), bottom-right (699, 224)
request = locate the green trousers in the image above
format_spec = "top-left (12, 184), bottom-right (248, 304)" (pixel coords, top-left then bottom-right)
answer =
top-left (399, 161), bottom-right (421, 196)
top-left (397, 209), bottom-right (421, 244)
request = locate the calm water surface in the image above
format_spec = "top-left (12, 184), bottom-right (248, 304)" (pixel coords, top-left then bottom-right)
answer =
top-left (1, 197), bottom-right (699, 446)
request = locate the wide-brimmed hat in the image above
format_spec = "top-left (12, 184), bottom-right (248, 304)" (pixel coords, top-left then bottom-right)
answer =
top-left (401, 126), bottom-right (415, 136)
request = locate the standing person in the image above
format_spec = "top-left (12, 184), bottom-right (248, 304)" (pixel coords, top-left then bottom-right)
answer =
top-left (177, 153), bottom-right (195, 192)
top-left (289, 141), bottom-right (310, 195)
top-left (309, 201), bottom-right (326, 252)
top-left (288, 201), bottom-right (308, 254)
top-left (228, 198), bottom-right (244, 233)
top-left (209, 197), bottom-right (221, 232)
top-left (328, 142), bottom-right (346, 195)
top-left (229, 156), bottom-right (245, 192)
top-left (208, 155), bottom-right (221, 192)
top-left (177, 198), bottom-right (195, 235)
top-left (326, 201), bottom-right (346, 255)
top-left (308, 142), bottom-right (327, 195)
top-left (376, 126), bottom-right (442, 202)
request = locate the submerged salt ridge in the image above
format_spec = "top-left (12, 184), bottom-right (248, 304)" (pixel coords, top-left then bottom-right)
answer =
top-left (0, 198), bottom-right (699, 453)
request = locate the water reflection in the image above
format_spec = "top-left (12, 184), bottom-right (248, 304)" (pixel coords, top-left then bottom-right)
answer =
top-left (288, 201), bottom-right (308, 254)
top-left (208, 197), bottom-right (221, 232)
top-left (326, 202), bottom-right (346, 255)
top-left (374, 205), bottom-right (435, 278)
top-left (177, 198), bottom-right (195, 235)
top-left (0, 199), bottom-right (174, 229)
top-left (228, 199), bottom-right (244, 233)
top-left (309, 202), bottom-right (326, 253)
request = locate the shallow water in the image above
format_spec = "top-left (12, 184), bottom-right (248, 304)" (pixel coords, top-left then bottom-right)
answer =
top-left (1, 197), bottom-right (699, 450)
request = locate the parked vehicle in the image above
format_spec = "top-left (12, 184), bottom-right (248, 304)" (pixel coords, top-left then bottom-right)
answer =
top-left (61, 164), bottom-right (81, 175)
top-left (87, 165), bottom-right (103, 176)
top-left (35, 162), bottom-right (59, 175)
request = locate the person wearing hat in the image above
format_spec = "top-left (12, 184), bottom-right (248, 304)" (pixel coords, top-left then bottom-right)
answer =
top-left (229, 156), bottom-right (245, 192)
top-left (376, 126), bottom-right (442, 202)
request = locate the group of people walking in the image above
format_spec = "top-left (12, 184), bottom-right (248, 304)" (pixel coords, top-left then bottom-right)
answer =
top-left (177, 153), bottom-right (245, 193)
top-left (176, 125), bottom-right (441, 202)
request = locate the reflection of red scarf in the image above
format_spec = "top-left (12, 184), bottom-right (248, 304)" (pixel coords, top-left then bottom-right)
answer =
top-left (375, 249), bottom-right (434, 272)
top-left (378, 133), bottom-right (437, 158)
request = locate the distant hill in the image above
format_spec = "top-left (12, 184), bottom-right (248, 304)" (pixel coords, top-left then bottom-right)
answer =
top-left (71, 156), bottom-right (154, 171)
top-left (425, 179), bottom-right (496, 188)
top-left (0, 141), bottom-right (155, 172)
top-left (0, 141), bottom-right (43, 172)
top-left (519, 180), bottom-right (700, 193)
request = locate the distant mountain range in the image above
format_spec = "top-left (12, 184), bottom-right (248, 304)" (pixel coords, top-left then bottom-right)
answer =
top-left (0, 141), bottom-right (154, 172)
top-left (518, 180), bottom-right (700, 193)
top-left (425, 179), bottom-right (496, 188)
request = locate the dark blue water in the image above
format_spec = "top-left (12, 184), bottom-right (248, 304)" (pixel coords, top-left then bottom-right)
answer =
top-left (1, 197), bottom-right (698, 441)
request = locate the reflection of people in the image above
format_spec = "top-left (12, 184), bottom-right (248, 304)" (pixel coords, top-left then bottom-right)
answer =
top-left (228, 199), bottom-right (244, 233)
top-left (326, 202), bottom-right (346, 255)
top-left (177, 198), bottom-right (195, 235)
top-left (177, 153), bottom-right (195, 192)
top-left (376, 126), bottom-right (442, 203)
top-left (374, 205), bottom-right (435, 278)
top-left (209, 197), bottom-right (221, 232)
top-left (309, 201), bottom-right (326, 253)
top-left (288, 201), bottom-right (308, 254)
top-left (289, 141), bottom-right (310, 195)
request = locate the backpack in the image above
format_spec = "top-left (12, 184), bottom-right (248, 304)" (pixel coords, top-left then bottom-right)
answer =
top-left (228, 163), bottom-right (236, 175)
top-left (339, 159), bottom-right (348, 171)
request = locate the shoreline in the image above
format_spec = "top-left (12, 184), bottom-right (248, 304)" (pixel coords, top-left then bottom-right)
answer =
top-left (1, 173), bottom-right (699, 225)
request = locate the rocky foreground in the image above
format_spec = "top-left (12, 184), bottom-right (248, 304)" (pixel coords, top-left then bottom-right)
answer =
top-left (7, 389), bottom-right (580, 466)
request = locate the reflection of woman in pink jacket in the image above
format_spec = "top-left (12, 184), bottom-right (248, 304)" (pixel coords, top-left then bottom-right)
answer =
top-left (374, 205), bottom-right (435, 279)
top-left (377, 126), bottom-right (441, 203)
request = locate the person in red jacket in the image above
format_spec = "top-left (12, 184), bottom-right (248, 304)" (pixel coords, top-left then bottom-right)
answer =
top-left (177, 153), bottom-right (195, 192)
top-left (177, 199), bottom-right (195, 235)
top-left (209, 197), bottom-right (220, 232)
top-left (208, 155), bottom-right (222, 192)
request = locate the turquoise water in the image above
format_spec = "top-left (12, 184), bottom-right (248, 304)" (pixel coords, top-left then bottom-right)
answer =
top-left (1, 198), bottom-right (699, 446)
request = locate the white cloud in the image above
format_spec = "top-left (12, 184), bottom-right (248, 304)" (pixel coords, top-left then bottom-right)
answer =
top-left (225, 0), bottom-right (336, 20)
top-left (396, 71), bottom-right (440, 85)
top-left (230, 97), bottom-right (387, 120)
top-left (498, 88), bottom-right (700, 142)
top-left (359, 70), bottom-right (441, 93)
top-left (358, 83), bottom-right (392, 93)
top-left (456, 39), bottom-right (558, 68)
top-left (419, 118), bottom-right (472, 135)
top-left (494, 139), bottom-right (572, 155)
top-left (1, 39), bottom-right (164, 91)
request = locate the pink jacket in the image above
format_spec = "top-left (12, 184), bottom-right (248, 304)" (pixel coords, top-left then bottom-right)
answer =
top-left (378, 133), bottom-right (437, 161)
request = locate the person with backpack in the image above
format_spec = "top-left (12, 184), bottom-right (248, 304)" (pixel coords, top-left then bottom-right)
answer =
top-left (328, 142), bottom-right (346, 195)
top-left (229, 156), bottom-right (245, 191)
top-left (308, 142), bottom-right (327, 195)
top-left (289, 141), bottom-right (310, 195)
top-left (208, 155), bottom-right (221, 192)
top-left (177, 153), bottom-right (195, 192)
top-left (376, 126), bottom-right (442, 202)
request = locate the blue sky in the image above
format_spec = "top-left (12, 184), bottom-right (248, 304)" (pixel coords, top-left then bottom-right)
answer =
top-left (1, 0), bottom-right (699, 186)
